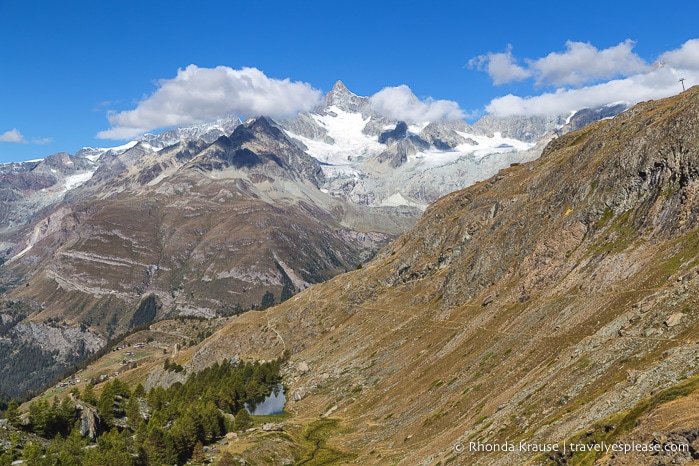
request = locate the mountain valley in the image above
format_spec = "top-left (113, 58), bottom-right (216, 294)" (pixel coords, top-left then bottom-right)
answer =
top-left (1, 81), bottom-right (684, 465)
top-left (0, 81), bottom-right (596, 398)
top-left (160, 86), bottom-right (699, 465)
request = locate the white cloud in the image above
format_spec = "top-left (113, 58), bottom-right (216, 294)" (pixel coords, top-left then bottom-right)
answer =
top-left (468, 45), bottom-right (531, 85)
top-left (473, 38), bottom-right (699, 117)
top-left (486, 67), bottom-right (696, 117)
top-left (658, 39), bottom-right (699, 70)
top-left (471, 40), bottom-right (649, 87)
top-left (0, 129), bottom-right (27, 143)
top-left (528, 40), bottom-right (649, 86)
top-left (97, 65), bottom-right (322, 140)
top-left (370, 85), bottom-right (465, 123)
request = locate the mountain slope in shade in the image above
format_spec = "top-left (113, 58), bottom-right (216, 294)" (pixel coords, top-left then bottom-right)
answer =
top-left (170, 87), bottom-right (699, 465)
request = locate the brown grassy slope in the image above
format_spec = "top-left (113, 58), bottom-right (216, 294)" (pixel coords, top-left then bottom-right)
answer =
top-left (180, 87), bottom-right (699, 465)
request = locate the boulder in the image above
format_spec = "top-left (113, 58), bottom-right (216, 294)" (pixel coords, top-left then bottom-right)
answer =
top-left (665, 313), bottom-right (684, 327)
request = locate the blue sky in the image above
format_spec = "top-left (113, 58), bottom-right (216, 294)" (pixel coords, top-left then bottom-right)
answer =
top-left (1, 0), bottom-right (698, 163)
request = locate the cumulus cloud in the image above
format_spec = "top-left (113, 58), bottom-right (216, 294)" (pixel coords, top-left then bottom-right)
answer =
top-left (472, 40), bottom-right (649, 87)
top-left (528, 40), bottom-right (649, 86)
top-left (473, 38), bottom-right (699, 117)
top-left (468, 45), bottom-right (531, 85)
top-left (486, 66), bottom-right (697, 116)
top-left (370, 85), bottom-right (465, 123)
top-left (97, 66), bottom-right (322, 140)
top-left (659, 39), bottom-right (699, 70)
top-left (0, 129), bottom-right (27, 143)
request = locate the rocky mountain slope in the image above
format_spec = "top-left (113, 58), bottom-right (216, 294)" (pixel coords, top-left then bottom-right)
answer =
top-left (0, 80), bottom-right (629, 400)
top-left (0, 117), bottom-right (415, 397)
top-left (0, 152), bottom-right (97, 241)
top-left (156, 87), bottom-right (699, 464)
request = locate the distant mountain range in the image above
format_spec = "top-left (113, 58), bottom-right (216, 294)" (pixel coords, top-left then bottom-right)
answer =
top-left (0, 80), bottom-right (629, 397)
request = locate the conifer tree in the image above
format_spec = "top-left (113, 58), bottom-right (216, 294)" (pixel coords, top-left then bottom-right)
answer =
top-left (192, 441), bottom-right (205, 464)
top-left (233, 408), bottom-right (252, 431)
top-left (82, 383), bottom-right (98, 405)
top-left (4, 399), bottom-right (19, 428)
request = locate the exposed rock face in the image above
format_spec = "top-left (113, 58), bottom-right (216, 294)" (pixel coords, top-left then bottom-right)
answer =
top-left (419, 120), bottom-right (472, 149)
top-left (317, 80), bottom-right (371, 115)
top-left (664, 313), bottom-right (684, 327)
top-left (137, 117), bottom-right (242, 149)
top-left (72, 396), bottom-right (104, 440)
top-left (378, 121), bottom-right (408, 144)
top-left (563, 102), bottom-right (630, 133)
top-left (278, 112), bottom-right (334, 144)
top-left (473, 113), bottom-right (565, 142)
top-left (187, 87), bottom-right (699, 465)
top-left (376, 135), bottom-right (430, 168)
top-left (0, 152), bottom-right (96, 236)
top-left (13, 321), bottom-right (104, 356)
top-left (145, 367), bottom-right (189, 391)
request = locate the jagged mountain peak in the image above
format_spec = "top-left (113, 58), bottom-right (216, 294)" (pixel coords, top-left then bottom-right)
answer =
top-left (187, 116), bottom-right (325, 187)
top-left (136, 117), bottom-right (242, 149)
top-left (330, 79), bottom-right (350, 93)
top-left (246, 115), bottom-right (282, 135)
top-left (317, 80), bottom-right (369, 114)
top-left (227, 116), bottom-right (289, 148)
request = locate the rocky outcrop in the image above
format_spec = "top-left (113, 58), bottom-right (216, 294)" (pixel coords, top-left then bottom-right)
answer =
top-left (70, 395), bottom-right (104, 440)
top-left (473, 113), bottom-right (564, 142)
top-left (145, 365), bottom-right (190, 391)
top-left (13, 321), bottom-right (104, 357)
top-left (378, 122), bottom-right (408, 144)
top-left (376, 136), bottom-right (430, 168)
top-left (563, 102), bottom-right (629, 133)
top-left (419, 120), bottom-right (472, 149)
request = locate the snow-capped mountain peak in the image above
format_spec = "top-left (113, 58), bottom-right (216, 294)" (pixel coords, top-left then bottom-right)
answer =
top-left (317, 80), bottom-right (371, 115)
top-left (276, 82), bottom-right (568, 208)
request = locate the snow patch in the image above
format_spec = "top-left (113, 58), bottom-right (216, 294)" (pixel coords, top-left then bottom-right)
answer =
top-left (379, 192), bottom-right (424, 208)
top-left (408, 122), bottom-right (429, 134)
top-left (63, 170), bottom-right (96, 191)
top-left (403, 131), bottom-right (534, 170)
top-left (288, 106), bottom-right (384, 166)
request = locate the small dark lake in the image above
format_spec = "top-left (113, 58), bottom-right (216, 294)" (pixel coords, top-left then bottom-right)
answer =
top-left (245, 383), bottom-right (286, 415)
